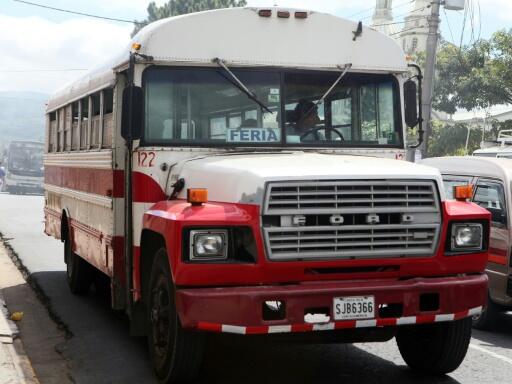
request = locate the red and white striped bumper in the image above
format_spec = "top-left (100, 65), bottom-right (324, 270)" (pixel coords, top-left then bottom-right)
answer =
top-left (176, 274), bottom-right (487, 334)
top-left (197, 306), bottom-right (482, 335)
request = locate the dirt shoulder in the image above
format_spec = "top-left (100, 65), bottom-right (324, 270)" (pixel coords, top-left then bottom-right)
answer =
top-left (0, 239), bottom-right (72, 384)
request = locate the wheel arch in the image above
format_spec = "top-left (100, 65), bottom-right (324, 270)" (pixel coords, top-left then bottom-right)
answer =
top-left (139, 229), bottom-right (168, 304)
top-left (60, 207), bottom-right (71, 242)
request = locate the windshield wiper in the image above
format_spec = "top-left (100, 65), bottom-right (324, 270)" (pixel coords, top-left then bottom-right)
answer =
top-left (213, 58), bottom-right (274, 114)
top-left (304, 63), bottom-right (353, 117)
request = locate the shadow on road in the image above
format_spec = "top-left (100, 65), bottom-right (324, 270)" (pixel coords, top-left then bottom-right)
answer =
top-left (6, 271), bottom-right (462, 384)
top-left (472, 312), bottom-right (512, 350)
top-left (197, 336), bottom-right (461, 384)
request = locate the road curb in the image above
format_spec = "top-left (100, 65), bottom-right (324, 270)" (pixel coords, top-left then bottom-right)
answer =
top-left (0, 248), bottom-right (39, 383)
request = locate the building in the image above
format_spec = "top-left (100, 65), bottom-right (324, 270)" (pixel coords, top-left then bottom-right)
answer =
top-left (371, 0), bottom-right (431, 54)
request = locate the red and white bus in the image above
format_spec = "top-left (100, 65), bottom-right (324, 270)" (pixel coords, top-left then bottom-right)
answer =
top-left (44, 7), bottom-right (490, 383)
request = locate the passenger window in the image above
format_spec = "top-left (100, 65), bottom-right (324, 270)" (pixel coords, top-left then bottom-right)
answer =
top-left (473, 181), bottom-right (507, 226)
top-left (102, 88), bottom-right (114, 148)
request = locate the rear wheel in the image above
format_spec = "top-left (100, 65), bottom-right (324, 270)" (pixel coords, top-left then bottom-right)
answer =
top-left (64, 233), bottom-right (93, 295)
top-left (147, 248), bottom-right (204, 383)
top-left (472, 294), bottom-right (500, 330)
top-left (396, 317), bottom-right (472, 375)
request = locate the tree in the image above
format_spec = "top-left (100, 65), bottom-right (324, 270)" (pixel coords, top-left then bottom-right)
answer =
top-left (431, 29), bottom-right (512, 115)
top-left (132, 0), bottom-right (247, 36)
top-left (427, 121), bottom-right (482, 157)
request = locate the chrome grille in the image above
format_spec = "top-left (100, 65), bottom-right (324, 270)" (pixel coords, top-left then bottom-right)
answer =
top-left (265, 224), bottom-right (439, 261)
top-left (264, 180), bottom-right (438, 215)
top-left (262, 180), bottom-right (441, 261)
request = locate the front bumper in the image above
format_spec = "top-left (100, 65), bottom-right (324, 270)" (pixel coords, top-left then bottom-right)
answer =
top-left (176, 274), bottom-right (487, 334)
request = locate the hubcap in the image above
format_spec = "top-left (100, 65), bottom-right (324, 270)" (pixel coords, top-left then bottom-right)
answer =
top-left (150, 275), bottom-right (173, 367)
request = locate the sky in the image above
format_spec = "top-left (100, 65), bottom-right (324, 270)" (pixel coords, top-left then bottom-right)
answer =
top-left (0, 0), bottom-right (511, 94)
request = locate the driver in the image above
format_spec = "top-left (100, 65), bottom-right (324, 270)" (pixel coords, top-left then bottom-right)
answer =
top-left (289, 99), bottom-right (320, 140)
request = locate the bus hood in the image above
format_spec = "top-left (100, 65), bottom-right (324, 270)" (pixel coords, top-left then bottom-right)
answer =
top-left (173, 152), bottom-right (446, 204)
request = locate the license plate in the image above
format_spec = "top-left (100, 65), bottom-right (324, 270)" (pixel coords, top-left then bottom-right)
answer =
top-left (333, 296), bottom-right (375, 320)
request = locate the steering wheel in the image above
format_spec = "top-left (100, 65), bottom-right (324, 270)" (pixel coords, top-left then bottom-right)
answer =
top-left (300, 126), bottom-right (345, 142)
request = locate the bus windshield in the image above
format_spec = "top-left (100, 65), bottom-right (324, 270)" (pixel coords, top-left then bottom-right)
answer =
top-left (8, 142), bottom-right (44, 177)
top-left (143, 67), bottom-right (402, 147)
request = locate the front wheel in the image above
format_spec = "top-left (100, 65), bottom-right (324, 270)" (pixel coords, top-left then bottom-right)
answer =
top-left (396, 317), bottom-right (472, 375)
top-left (147, 248), bottom-right (204, 383)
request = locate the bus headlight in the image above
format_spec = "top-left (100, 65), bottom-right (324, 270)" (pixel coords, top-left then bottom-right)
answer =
top-left (190, 230), bottom-right (228, 260)
top-left (451, 223), bottom-right (483, 251)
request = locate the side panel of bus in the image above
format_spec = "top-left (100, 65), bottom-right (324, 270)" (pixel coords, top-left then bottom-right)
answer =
top-left (43, 81), bottom-right (127, 309)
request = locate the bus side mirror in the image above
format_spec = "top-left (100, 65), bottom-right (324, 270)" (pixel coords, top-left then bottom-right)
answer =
top-left (121, 85), bottom-right (143, 141)
top-left (404, 79), bottom-right (418, 128)
top-left (404, 80), bottom-right (419, 128)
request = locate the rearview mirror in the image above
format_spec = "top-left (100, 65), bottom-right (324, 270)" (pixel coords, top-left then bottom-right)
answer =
top-left (404, 79), bottom-right (418, 128)
top-left (121, 85), bottom-right (143, 141)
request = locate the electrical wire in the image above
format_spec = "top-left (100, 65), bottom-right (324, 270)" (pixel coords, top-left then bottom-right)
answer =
top-left (348, 0), bottom-right (414, 21)
top-left (0, 68), bottom-right (88, 72)
top-left (11, 0), bottom-right (145, 25)
top-left (373, 15), bottom-right (428, 27)
top-left (390, 24), bottom-right (426, 36)
top-left (443, 7), bottom-right (456, 45)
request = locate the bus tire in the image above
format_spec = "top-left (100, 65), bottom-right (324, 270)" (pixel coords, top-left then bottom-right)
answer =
top-left (472, 294), bottom-right (499, 330)
top-left (65, 236), bottom-right (93, 295)
top-left (396, 317), bottom-right (472, 375)
top-left (147, 248), bottom-right (204, 383)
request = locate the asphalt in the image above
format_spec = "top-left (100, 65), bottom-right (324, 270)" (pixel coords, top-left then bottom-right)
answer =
top-left (1, 192), bottom-right (512, 384)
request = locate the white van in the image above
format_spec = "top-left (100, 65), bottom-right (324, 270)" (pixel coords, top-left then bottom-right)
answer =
top-left (422, 156), bottom-right (512, 329)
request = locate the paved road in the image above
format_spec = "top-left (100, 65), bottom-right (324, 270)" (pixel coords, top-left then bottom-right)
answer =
top-left (1, 193), bottom-right (512, 383)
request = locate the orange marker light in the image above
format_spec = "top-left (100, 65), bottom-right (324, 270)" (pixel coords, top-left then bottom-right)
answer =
top-left (132, 43), bottom-right (142, 51)
top-left (187, 188), bottom-right (208, 205)
top-left (454, 185), bottom-right (473, 201)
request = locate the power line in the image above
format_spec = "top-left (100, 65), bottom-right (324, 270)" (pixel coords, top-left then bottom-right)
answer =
top-left (373, 15), bottom-right (428, 27)
top-left (348, 0), bottom-right (414, 21)
top-left (0, 68), bottom-right (88, 73)
top-left (443, 7), bottom-right (456, 45)
top-left (390, 24), bottom-right (427, 36)
top-left (11, 0), bottom-right (145, 25)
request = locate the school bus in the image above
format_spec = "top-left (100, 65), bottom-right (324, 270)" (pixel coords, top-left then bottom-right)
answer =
top-left (44, 7), bottom-right (490, 383)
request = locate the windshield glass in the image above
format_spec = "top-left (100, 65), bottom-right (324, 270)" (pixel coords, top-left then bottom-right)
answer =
top-left (143, 67), bottom-right (402, 147)
top-left (8, 142), bottom-right (44, 176)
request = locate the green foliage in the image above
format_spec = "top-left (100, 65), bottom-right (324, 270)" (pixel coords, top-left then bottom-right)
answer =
top-left (432, 29), bottom-right (512, 114)
top-left (132, 0), bottom-right (247, 36)
top-left (427, 121), bottom-right (483, 157)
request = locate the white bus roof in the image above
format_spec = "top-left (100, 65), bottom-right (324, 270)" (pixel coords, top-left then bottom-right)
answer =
top-left (421, 156), bottom-right (512, 183)
top-left (47, 7), bottom-right (408, 112)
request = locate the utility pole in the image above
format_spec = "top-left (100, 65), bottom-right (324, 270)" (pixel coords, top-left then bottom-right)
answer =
top-left (420, 0), bottom-right (441, 158)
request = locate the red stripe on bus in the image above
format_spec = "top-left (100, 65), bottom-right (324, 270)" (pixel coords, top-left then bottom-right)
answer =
top-left (44, 167), bottom-right (165, 202)
top-left (488, 254), bottom-right (508, 266)
top-left (45, 165), bottom-right (116, 197)
top-left (132, 172), bottom-right (166, 203)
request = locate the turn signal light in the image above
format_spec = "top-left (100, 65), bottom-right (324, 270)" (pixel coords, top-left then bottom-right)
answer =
top-left (454, 185), bottom-right (473, 201)
top-left (187, 188), bottom-right (208, 205)
top-left (258, 9), bottom-right (272, 17)
top-left (131, 43), bottom-right (141, 51)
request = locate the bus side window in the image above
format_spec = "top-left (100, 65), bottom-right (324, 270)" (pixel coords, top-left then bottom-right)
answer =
top-left (80, 98), bottom-right (89, 150)
top-left (102, 88), bottom-right (114, 148)
top-left (72, 102), bottom-right (80, 150)
top-left (48, 112), bottom-right (57, 152)
top-left (91, 93), bottom-right (101, 148)
top-left (58, 108), bottom-right (65, 152)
